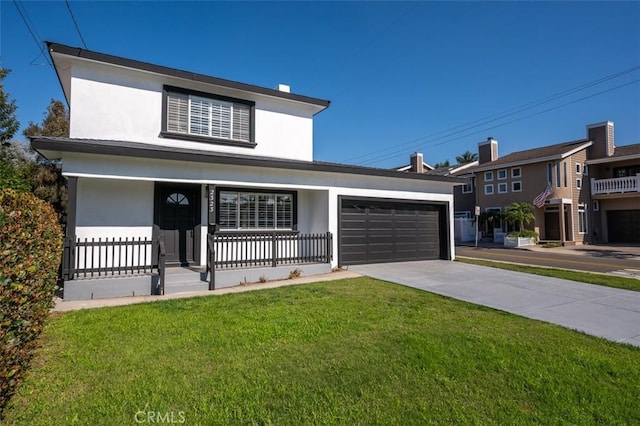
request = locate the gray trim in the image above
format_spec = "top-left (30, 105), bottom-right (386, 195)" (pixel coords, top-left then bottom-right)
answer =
top-left (47, 42), bottom-right (330, 110)
top-left (158, 132), bottom-right (257, 148)
top-left (31, 137), bottom-right (463, 184)
top-left (160, 85), bottom-right (258, 148)
top-left (66, 176), bottom-right (78, 238)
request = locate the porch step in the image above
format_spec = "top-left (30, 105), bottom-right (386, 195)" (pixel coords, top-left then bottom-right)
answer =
top-left (163, 269), bottom-right (209, 294)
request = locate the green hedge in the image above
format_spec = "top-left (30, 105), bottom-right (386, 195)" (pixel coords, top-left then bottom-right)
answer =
top-left (0, 189), bottom-right (63, 417)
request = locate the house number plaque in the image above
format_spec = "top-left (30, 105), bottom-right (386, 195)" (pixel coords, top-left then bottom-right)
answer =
top-left (207, 185), bottom-right (216, 228)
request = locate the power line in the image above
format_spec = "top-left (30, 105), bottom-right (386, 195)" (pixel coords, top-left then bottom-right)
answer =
top-left (65, 0), bottom-right (88, 49)
top-left (347, 65), bottom-right (640, 165)
top-left (349, 67), bottom-right (640, 166)
top-left (12, 0), bottom-right (51, 67)
top-left (360, 78), bottom-right (640, 167)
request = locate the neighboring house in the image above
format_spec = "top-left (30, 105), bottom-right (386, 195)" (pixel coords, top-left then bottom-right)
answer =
top-left (32, 43), bottom-right (462, 300)
top-left (396, 152), bottom-right (435, 173)
top-left (585, 124), bottom-right (640, 244)
top-left (396, 154), bottom-right (477, 219)
top-left (452, 122), bottom-right (639, 245)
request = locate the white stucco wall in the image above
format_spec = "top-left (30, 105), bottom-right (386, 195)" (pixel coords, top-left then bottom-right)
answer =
top-left (68, 61), bottom-right (316, 161)
top-left (75, 178), bottom-right (155, 240)
top-left (297, 190), bottom-right (330, 234)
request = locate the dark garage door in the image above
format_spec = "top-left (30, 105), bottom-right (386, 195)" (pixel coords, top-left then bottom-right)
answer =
top-left (339, 198), bottom-right (448, 266)
top-left (607, 210), bottom-right (640, 243)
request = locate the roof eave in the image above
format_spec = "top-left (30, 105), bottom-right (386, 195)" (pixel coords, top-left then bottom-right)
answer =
top-left (46, 41), bottom-right (331, 112)
top-left (586, 153), bottom-right (640, 165)
top-left (31, 137), bottom-right (463, 185)
top-left (470, 141), bottom-right (592, 173)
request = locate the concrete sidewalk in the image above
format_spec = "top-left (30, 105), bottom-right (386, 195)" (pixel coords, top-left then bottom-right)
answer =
top-left (53, 270), bottom-right (361, 312)
top-left (350, 260), bottom-right (640, 347)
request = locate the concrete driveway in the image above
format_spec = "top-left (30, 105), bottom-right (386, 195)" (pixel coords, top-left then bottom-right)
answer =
top-left (349, 260), bottom-right (640, 347)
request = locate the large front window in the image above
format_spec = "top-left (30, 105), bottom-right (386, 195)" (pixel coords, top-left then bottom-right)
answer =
top-left (164, 86), bottom-right (254, 145)
top-left (218, 190), bottom-right (294, 230)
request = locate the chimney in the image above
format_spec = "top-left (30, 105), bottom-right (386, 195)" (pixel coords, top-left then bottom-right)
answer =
top-left (478, 137), bottom-right (498, 164)
top-left (410, 152), bottom-right (424, 173)
top-left (276, 84), bottom-right (290, 93)
top-left (586, 121), bottom-right (614, 159)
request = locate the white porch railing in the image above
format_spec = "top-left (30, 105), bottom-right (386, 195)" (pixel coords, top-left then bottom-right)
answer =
top-left (591, 174), bottom-right (639, 195)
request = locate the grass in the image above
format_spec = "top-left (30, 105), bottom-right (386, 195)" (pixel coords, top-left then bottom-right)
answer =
top-left (4, 278), bottom-right (640, 424)
top-left (456, 257), bottom-right (640, 291)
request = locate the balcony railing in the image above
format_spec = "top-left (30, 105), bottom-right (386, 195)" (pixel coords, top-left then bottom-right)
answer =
top-left (591, 174), bottom-right (639, 195)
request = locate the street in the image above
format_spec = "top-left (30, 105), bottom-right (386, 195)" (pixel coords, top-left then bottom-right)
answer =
top-left (456, 245), bottom-right (640, 275)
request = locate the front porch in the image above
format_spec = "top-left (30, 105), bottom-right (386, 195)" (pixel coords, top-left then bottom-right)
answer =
top-left (61, 231), bottom-right (333, 300)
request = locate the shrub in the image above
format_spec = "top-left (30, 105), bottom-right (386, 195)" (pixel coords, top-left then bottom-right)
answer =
top-left (507, 230), bottom-right (539, 242)
top-left (288, 268), bottom-right (303, 279)
top-left (0, 189), bottom-right (63, 417)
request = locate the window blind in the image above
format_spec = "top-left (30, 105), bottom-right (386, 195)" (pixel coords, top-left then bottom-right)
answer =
top-left (166, 91), bottom-right (250, 142)
top-left (166, 92), bottom-right (188, 133)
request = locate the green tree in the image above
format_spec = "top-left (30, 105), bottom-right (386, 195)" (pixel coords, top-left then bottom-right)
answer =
top-left (455, 151), bottom-right (478, 164)
top-left (23, 99), bottom-right (70, 219)
top-left (0, 142), bottom-right (33, 192)
top-left (433, 159), bottom-right (451, 169)
top-left (503, 202), bottom-right (535, 232)
top-left (0, 68), bottom-right (19, 144)
top-left (23, 99), bottom-right (69, 138)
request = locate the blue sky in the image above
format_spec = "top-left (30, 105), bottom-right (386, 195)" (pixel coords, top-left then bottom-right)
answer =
top-left (2, 1), bottom-right (639, 168)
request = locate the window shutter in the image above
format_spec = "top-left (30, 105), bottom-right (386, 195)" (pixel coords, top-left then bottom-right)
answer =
top-left (189, 98), bottom-right (210, 136)
top-left (233, 103), bottom-right (250, 142)
top-left (167, 92), bottom-right (188, 133)
top-left (211, 101), bottom-right (232, 139)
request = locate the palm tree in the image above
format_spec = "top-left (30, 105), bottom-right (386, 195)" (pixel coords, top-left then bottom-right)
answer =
top-left (433, 159), bottom-right (450, 169)
top-left (502, 202), bottom-right (535, 231)
top-left (455, 151), bottom-right (478, 164)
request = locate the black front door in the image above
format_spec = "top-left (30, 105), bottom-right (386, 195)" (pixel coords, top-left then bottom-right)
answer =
top-left (155, 183), bottom-right (200, 266)
top-left (544, 212), bottom-right (560, 240)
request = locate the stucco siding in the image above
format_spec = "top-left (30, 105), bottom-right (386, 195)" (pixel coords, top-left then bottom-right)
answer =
top-left (76, 178), bottom-right (154, 240)
top-left (68, 61), bottom-right (315, 161)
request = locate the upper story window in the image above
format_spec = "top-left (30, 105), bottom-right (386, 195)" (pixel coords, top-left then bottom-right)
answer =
top-left (484, 171), bottom-right (494, 182)
top-left (511, 167), bottom-right (521, 178)
top-left (462, 183), bottom-right (473, 194)
top-left (497, 169), bottom-right (507, 180)
top-left (613, 165), bottom-right (640, 178)
top-left (576, 163), bottom-right (582, 174)
top-left (162, 86), bottom-right (255, 147)
top-left (484, 184), bottom-right (494, 195)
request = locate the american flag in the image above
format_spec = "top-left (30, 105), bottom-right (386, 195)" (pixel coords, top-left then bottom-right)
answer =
top-left (533, 184), bottom-right (552, 208)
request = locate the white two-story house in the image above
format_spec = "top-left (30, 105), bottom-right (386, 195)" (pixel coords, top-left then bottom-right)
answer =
top-left (32, 42), bottom-right (461, 300)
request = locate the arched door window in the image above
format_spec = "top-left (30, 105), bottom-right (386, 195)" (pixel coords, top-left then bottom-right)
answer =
top-left (166, 192), bottom-right (189, 205)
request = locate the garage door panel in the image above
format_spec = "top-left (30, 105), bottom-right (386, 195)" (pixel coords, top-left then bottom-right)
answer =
top-left (340, 198), bottom-right (445, 266)
top-left (607, 210), bottom-right (640, 243)
top-left (341, 235), bottom-right (369, 245)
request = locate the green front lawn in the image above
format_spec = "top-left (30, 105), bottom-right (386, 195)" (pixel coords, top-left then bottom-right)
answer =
top-left (5, 278), bottom-right (640, 424)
